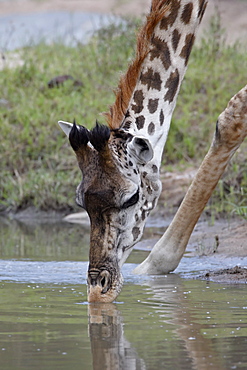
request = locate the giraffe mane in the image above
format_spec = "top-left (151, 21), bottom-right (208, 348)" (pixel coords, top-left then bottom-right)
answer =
top-left (103, 0), bottom-right (171, 130)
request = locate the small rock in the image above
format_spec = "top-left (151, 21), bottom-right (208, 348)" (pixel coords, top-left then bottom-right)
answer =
top-left (48, 75), bottom-right (83, 88)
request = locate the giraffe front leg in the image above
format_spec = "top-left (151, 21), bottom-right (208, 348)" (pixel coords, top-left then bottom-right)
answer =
top-left (134, 84), bottom-right (247, 275)
top-left (214, 85), bottom-right (247, 152)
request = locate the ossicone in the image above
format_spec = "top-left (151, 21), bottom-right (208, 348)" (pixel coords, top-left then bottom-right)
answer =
top-left (88, 121), bottom-right (111, 152)
top-left (69, 121), bottom-right (89, 152)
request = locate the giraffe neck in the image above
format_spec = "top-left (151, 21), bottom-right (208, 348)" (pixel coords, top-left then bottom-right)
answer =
top-left (134, 84), bottom-right (247, 275)
top-left (121, 0), bottom-right (206, 166)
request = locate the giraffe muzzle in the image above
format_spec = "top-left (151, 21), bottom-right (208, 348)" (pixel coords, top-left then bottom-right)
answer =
top-left (87, 269), bottom-right (111, 295)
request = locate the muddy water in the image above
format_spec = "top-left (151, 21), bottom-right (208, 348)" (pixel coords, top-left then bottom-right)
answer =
top-left (0, 217), bottom-right (246, 369)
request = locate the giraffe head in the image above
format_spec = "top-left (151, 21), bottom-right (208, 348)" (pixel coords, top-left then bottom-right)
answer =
top-left (59, 120), bottom-right (162, 302)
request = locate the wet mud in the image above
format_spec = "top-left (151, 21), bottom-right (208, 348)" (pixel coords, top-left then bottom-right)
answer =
top-left (199, 266), bottom-right (247, 284)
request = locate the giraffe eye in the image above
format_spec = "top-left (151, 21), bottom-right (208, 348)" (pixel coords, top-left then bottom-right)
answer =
top-left (122, 190), bottom-right (139, 209)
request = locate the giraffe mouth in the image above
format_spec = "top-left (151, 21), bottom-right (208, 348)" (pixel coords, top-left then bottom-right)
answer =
top-left (87, 269), bottom-right (111, 293)
top-left (87, 268), bottom-right (123, 303)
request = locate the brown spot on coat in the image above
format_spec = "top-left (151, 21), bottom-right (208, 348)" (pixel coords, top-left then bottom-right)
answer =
top-left (164, 68), bottom-right (180, 103)
top-left (132, 227), bottom-right (140, 241)
top-left (123, 120), bottom-right (132, 130)
top-left (160, 0), bottom-right (181, 30)
top-left (148, 98), bottom-right (159, 114)
top-left (172, 29), bottom-right (181, 53)
top-left (150, 36), bottom-right (171, 70)
top-left (136, 115), bottom-right (145, 130)
top-left (180, 33), bottom-right (195, 66)
top-left (131, 90), bottom-right (144, 114)
top-left (160, 109), bottom-right (164, 126)
top-left (148, 122), bottom-right (155, 135)
top-left (181, 2), bottom-right (193, 24)
top-left (152, 164), bottom-right (158, 173)
top-left (198, 0), bottom-right (207, 23)
top-left (140, 68), bottom-right (162, 91)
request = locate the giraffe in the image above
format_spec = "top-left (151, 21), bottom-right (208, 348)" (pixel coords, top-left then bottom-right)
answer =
top-left (58, 0), bottom-right (246, 302)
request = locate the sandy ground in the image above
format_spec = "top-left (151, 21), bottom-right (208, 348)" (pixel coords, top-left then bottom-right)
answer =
top-left (0, 0), bottom-right (247, 45)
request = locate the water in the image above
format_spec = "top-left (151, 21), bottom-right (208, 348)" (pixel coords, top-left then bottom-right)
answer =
top-left (0, 217), bottom-right (246, 369)
top-left (0, 11), bottom-right (119, 51)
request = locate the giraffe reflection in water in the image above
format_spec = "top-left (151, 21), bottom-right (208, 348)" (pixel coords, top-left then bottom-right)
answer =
top-left (89, 303), bottom-right (145, 369)
top-left (88, 276), bottom-right (238, 370)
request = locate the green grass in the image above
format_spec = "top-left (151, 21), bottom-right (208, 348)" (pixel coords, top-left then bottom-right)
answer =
top-left (0, 17), bottom-right (246, 218)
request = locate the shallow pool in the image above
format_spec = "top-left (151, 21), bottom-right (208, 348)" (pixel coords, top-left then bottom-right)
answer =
top-left (0, 218), bottom-right (246, 369)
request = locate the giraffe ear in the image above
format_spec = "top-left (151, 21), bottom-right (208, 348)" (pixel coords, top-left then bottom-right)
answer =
top-left (128, 136), bottom-right (153, 164)
top-left (58, 120), bottom-right (74, 137)
top-left (58, 120), bottom-right (83, 137)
